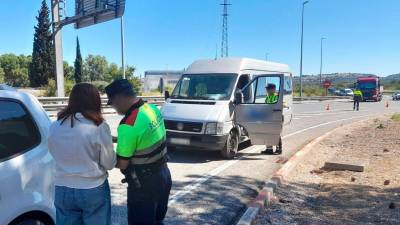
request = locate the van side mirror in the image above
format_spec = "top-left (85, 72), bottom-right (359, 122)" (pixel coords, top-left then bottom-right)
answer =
top-left (234, 91), bottom-right (243, 104)
top-left (164, 91), bottom-right (170, 100)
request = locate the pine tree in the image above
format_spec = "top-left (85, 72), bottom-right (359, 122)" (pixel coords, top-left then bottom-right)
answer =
top-left (74, 37), bottom-right (83, 83)
top-left (29, 0), bottom-right (54, 87)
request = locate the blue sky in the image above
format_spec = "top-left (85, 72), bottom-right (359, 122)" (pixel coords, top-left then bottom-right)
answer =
top-left (0, 0), bottom-right (399, 76)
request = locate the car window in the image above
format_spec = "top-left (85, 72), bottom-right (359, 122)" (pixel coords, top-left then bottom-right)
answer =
top-left (0, 100), bottom-right (41, 162)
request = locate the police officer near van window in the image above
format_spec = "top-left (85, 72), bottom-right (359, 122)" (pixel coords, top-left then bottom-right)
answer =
top-left (262, 83), bottom-right (282, 155)
top-left (353, 88), bottom-right (363, 111)
top-left (105, 79), bottom-right (172, 225)
top-left (265, 83), bottom-right (278, 104)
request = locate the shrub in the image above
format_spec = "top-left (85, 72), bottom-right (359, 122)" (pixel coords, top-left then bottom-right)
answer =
top-left (44, 79), bottom-right (56, 97)
top-left (91, 80), bottom-right (109, 94)
top-left (44, 79), bottom-right (75, 97)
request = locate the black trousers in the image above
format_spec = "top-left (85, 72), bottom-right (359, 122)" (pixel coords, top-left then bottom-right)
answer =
top-left (353, 100), bottom-right (360, 110)
top-left (127, 164), bottom-right (172, 225)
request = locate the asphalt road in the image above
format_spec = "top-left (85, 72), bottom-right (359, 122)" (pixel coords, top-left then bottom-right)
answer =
top-left (105, 98), bottom-right (400, 225)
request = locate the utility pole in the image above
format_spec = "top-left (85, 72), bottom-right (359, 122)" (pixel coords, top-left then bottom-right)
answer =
top-left (121, 15), bottom-right (126, 79)
top-left (221, 0), bottom-right (231, 58)
top-left (319, 37), bottom-right (326, 85)
top-left (51, 0), bottom-right (65, 97)
top-left (299, 0), bottom-right (309, 99)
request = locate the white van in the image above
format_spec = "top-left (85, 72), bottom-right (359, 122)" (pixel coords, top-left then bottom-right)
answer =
top-left (0, 86), bottom-right (55, 225)
top-left (161, 58), bottom-right (293, 158)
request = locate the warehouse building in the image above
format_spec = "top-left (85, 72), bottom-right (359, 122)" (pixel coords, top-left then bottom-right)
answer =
top-left (143, 70), bottom-right (184, 93)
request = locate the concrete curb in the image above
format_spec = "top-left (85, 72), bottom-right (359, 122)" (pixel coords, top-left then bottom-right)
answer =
top-left (235, 117), bottom-right (372, 225)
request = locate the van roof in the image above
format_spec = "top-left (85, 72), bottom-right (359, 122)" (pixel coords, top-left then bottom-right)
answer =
top-left (185, 57), bottom-right (290, 74)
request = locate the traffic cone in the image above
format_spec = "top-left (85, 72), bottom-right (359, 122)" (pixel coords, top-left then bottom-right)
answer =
top-left (386, 101), bottom-right (389, 108)
top-left (326, 104), bottom-right (330, 111)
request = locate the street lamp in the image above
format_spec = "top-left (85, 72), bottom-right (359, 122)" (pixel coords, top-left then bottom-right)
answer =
top-left (319, 37), bottom-right (327, 85)
top-left (265, 52), bottom-right (269, 61)
top-left (299, 0), bottom-right (309, 99)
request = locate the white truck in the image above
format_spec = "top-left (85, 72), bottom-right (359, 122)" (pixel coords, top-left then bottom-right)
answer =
top-left (161, 58), bottom-right (293, 158)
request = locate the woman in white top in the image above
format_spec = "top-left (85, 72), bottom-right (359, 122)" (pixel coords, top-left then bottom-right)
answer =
top-left (48, 83), bottom-right (116, 225)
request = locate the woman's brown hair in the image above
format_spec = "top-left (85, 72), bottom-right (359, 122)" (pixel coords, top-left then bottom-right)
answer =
top-left (58, 83), bottom-right (104, 127)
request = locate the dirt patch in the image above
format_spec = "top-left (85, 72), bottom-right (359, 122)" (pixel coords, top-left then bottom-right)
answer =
top-left (255, 116), bottom-right (400, 225)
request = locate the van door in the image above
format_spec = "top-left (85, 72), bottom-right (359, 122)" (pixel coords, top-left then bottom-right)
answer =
top-left (234, 74), bottom-right (284, 146)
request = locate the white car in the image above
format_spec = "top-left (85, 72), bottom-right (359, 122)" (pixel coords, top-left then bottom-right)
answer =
top-left (0, 85), bottom-right (55, 225)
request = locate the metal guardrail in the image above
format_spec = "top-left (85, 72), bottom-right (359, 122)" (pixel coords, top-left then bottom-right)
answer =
top-left (38, 96), bottom-right (165, 111)
top-left (39, 95), bottom-right (353, 112)
top-left (293, 96), bottom-right (352, 101)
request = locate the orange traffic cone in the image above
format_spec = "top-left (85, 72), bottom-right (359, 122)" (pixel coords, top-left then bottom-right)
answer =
top-left (386, 101), bottom-right (389, 108)
top-left (326, 104), bottom-right (330, 111)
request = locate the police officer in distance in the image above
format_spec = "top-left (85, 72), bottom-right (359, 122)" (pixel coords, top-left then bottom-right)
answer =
top-left (106, 79), bottom-right (172, 225)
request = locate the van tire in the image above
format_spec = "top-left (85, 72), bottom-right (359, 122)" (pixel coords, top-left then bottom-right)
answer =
top-left (15, 219), bottom-right (46, 225)
top-left (221, 130), bottom-right (239, 159)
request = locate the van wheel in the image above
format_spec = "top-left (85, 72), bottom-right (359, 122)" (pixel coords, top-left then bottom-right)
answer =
top-left (221, 130), bottom-right (239, 159)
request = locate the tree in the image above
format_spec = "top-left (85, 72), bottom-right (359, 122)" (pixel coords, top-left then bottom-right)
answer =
top-left (0, 66), bottom-right (5, 83)
top-left (128, 76), bottom-right (142, 95)
top-left (29, 0), bottom-right (54, 87)
top-left (64, 61), bottom-right (74, 81)
top-left (74, 37), bottom-right (83, 83)
top-left (84, 55), bottom-right (108, 81)
top-left (0, 54), bottom-right (30, 87)
top-left (106, 63), bottom-right (122, 81)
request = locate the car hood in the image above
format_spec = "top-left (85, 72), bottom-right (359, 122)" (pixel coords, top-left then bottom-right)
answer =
top-left (161, 100), bottom-right (232, 122)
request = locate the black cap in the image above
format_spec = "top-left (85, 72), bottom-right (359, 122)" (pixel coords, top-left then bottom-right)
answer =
top-left (266, 83), bottom-right (276, 89)
top-left (105, 79), bottom-right (136, 105)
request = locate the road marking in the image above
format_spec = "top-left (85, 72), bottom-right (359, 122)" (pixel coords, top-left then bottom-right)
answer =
top-left (282, 115), bottom-right (371, 139)
top-left (168, 114), bottom-right (373, 205)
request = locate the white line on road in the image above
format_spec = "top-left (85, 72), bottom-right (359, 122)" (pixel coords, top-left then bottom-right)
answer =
top-left (168, 114), bottom-right (373, 205)
top-left (282, 114), bottom-right (371, 139)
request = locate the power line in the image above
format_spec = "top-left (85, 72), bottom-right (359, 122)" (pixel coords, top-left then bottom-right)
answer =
top-left (220, 0), bottom-right (231, 58)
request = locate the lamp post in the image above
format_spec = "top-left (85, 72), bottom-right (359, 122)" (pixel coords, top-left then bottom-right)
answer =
top-left (319, 37), bottom-right (326, 85)
top-left (265, 52), bottom-right (269, 61)
top-left (121, 16), bottom-right (126, 79)
top-left (299, 0), bottom-right (309, 99)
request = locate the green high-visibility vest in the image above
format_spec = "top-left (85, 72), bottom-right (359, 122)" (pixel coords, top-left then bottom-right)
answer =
top-left (354, 90), bottom-right (363, 97)
top-left (116, 99), bottom-right (167, 165)
top-left (265, 94), bottom-right (278, 104)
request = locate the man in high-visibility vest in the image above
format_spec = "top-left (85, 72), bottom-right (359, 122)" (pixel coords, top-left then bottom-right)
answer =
top-left (106, 79), bottom-right (172, 225)
top-left (353, 88), bottom-right (363, 111)
top-left (265, 83), bottom-right (278, 104)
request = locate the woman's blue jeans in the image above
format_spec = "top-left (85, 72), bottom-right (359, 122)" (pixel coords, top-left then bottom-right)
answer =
top-left (55, 180), bottom-right (111, 225)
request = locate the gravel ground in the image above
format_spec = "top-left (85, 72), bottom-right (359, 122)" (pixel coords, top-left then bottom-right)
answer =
top-left (255, 115), bottom-right (400, 225)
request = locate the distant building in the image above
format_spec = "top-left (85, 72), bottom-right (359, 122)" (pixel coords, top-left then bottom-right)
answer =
top-left (143, 70), bottom-right (184, 93)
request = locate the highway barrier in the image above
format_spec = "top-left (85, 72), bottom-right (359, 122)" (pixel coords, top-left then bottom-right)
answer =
top-left (39, 96), bottom-right (351, 112)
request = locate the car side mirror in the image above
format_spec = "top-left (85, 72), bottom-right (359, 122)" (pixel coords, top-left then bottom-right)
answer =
top-left (234, 91), bottom-right (243, 104)
top-left (164, 91), bottom-right (170, 100)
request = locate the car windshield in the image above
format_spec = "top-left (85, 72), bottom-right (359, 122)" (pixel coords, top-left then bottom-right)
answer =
top-left (357, 81), bottom-right (377, 89)
top-left (171, 74), bottom-right (237, 100)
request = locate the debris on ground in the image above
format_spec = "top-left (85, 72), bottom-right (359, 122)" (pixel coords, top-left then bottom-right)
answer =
top-left (255, 115), bottom-right (400, 225)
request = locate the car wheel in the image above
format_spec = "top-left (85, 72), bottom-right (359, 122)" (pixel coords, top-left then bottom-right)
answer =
top-left (221, 130), bottom-right (239, 159)
top-left (16, 219), bottom-right (46, 225)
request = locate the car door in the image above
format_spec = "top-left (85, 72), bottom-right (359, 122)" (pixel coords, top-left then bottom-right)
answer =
top-left (234, 74), bottom-right (284, 146)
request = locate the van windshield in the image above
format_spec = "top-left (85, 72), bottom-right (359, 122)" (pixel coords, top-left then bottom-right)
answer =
top-left (171, 74), bottom-right (237, 100)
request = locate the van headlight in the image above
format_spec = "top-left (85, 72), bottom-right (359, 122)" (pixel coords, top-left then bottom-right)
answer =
top-left (205, 122), bottom-right (225, 135)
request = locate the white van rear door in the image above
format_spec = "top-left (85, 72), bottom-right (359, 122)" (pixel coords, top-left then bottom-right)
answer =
top-left (234, 74), bottom-right (284, 146)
